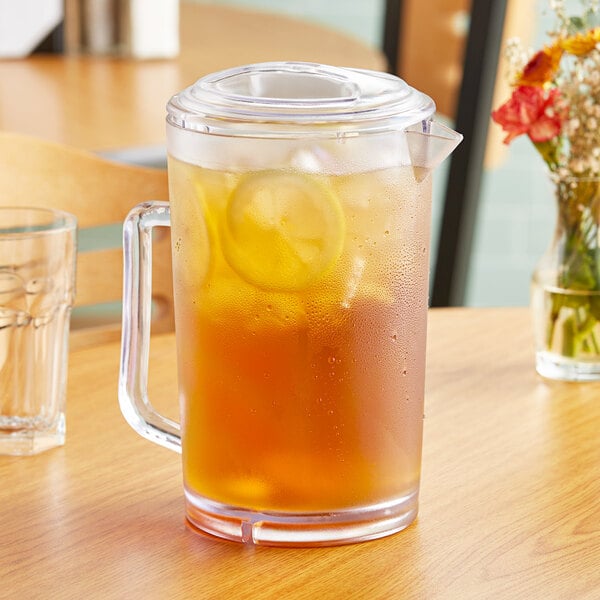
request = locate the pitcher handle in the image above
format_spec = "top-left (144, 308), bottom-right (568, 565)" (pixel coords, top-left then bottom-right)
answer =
top-left (119, 201), bottom-right (181, 453)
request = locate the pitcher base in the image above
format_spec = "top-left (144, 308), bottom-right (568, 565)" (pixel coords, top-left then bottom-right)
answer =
top-left (185, 489), bottom-right (419, 547)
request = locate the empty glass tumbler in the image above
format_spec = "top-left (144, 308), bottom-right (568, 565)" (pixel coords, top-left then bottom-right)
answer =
top-left (0, 207), bottom-right (77, 455)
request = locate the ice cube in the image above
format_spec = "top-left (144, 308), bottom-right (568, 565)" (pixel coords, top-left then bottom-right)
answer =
top-left (341, 256), bottom-right (366, 308)
top-left (288, 145), bottom-right (334, 174)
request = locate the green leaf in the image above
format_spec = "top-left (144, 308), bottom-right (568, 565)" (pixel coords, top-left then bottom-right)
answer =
top-left (569, 15), bottom-right (585, 31)
top-left (534, 140), bottom-right (561, 170)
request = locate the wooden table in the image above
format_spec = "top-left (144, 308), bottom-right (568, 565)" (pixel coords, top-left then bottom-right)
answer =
top-left (0, 2), bottom-right (386, 152)
top-left (2, 307), bottom-right (598, 599)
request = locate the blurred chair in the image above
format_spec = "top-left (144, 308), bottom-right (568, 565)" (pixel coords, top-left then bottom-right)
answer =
top-left (0, 131), bottom-right (172, 348)
top-left (383, 0), bottom-right (470, 119)
top-left (383, 0), bottom-right (509, 305)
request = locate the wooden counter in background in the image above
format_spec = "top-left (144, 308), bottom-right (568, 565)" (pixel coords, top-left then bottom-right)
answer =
top-left (0, 2), bottom-right (386, 152)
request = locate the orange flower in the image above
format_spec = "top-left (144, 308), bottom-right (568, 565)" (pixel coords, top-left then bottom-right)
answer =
top-left (491, 85), bottom-right (566, 144)
top-left (560, 27), bottom-right (600, 56)
top-left (515, 44), bottom-right (563, 86)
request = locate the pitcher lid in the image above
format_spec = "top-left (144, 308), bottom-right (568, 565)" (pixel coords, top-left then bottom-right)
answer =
top-left (166, 61), bottom-right (436, 137)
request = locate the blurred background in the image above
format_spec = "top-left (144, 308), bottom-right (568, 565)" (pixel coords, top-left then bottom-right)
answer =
top-left (196, 0), bottom-right (387, 48)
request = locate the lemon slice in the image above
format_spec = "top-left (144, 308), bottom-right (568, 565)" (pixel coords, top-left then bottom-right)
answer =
top-left (221, 171), bottom-right (345, 292)
top-left (169, 162), bottom-right (213, 289)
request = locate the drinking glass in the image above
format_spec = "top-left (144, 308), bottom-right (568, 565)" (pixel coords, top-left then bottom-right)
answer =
top-left (0, 207), bottom-right (77, 455)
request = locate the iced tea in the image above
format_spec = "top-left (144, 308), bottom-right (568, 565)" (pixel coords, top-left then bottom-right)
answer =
top-left (168, 157), bottom-right (431, 513)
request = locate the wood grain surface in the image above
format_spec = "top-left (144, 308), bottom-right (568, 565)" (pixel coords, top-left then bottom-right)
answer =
top-left (0, 2), bottom-right (386, 152)
top-left (1, 307), bottom-right (599, 599)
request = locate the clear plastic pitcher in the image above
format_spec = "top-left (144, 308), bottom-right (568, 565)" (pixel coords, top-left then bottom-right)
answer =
top-left (119, 62), bottom-right (462, 546)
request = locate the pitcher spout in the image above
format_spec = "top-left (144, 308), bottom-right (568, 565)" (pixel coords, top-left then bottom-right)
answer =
top-left (406, 120), bottom-right (463, 171)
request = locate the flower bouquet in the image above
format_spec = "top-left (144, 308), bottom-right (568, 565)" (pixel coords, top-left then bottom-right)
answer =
top-left (492, 0), bottom-right (600, 380)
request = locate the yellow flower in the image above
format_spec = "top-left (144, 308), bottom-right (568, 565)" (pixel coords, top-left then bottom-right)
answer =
top-left (560, 27), bottom-right (600, 56)
top-left (515, 44), bottom-right (563, 86)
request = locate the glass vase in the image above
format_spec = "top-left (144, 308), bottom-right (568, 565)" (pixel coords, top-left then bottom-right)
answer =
top-left (531, 176), bottom-right (600, 381)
